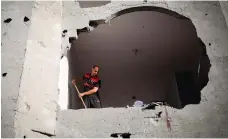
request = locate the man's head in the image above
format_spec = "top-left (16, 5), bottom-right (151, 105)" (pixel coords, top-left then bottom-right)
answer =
top-left (91, 65), bottom-right (99, 76)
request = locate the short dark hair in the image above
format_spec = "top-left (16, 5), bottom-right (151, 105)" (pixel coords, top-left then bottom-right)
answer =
top-left (92, 65), bottom-right (99, 69)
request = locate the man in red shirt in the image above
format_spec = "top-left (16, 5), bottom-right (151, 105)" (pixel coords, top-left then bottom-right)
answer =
top-left (72, 65), bottom-right (102, 108)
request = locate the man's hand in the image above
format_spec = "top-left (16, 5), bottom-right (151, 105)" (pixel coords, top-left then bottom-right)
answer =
top-left (79, 92), bottom-right (87, 97)
top-left (72, 79), bottom-right (76, 85)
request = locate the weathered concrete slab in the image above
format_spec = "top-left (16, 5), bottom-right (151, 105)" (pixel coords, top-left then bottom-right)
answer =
top-left (13, 1), bottom-right (62, 138)
top-left (1, 1), bottom-right (33, 137)
top-left (220, 1), bottom-right (228, 28)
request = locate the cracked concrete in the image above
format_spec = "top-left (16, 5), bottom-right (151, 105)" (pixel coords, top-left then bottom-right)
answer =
top-left (59, 1), bottom-right (228, 137)
top-left (1, 1), bottom-right (228, 138)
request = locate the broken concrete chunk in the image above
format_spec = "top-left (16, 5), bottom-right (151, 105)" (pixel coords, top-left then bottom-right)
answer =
top-left (24, 16), bottom-right (30, 22)
top-left (4, 18), bottom-right (12, 23)
top-left (142, 102), bottom-right (165, 111)
top-left (142, 103), bottom-right (156, 110)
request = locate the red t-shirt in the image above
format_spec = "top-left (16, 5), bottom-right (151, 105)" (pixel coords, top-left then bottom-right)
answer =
top-left (83, 73), bottom-right (101, 92)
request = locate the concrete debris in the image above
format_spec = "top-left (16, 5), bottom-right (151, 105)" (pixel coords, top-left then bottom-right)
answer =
top-left (24, 16), bottom-right (30, 22)
top-left (4, 18), bottom-right (12, 23)
top-left (142, 102), bottom-right (165, 111)
top-left (2, 73), bottom-right (7, 77)
top-left (142, 103), bottom-right (156, 110)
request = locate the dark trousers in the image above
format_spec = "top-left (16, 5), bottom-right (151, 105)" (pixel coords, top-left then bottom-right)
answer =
top-left (83, 94), bottom-right (101, 108)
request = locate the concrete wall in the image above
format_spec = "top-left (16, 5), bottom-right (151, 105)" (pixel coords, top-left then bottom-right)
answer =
top-left (220, 1), bottom-right (228, 28)
top-left (1, 2), bottom-right (33, 137)
top-left (57, 1), bottom-right (228, 137)
top-left (12, 1), bottom-right (62, 137)
top-left (1, 1), bottom-right (228, 138)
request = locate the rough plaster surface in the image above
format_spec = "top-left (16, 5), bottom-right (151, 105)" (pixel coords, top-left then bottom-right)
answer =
top-left (12, 1), bottom-right (62, 138)
top-left (1, 2), bottom-right (33, 137)
top-left (2, 1), bottom-right (228, 138)
top-left (220, 1), bottom-right (228, 28)
top-left (57, 1), bottom-right (228, 137)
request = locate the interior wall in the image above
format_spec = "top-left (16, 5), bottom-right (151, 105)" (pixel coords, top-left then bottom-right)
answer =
top-left (69, 11), bottom-right (203, 109)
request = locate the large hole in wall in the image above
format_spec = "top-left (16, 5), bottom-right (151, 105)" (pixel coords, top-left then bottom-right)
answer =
top-left (67, 7), bottom-right (211, 110)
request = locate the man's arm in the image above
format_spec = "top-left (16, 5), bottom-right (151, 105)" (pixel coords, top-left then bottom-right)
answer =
top-left (84, 87), bottom-right (99, 95)
top-left (81, 80), bottom-right (101, 96)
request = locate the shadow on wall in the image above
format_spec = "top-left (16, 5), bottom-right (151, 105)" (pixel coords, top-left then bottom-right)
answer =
top-left (174, 38), bottom-right (211, 108)
top-left (78, 1), bottom-right (111, 8)
top-left (67, 6), bottom-right (211, 110)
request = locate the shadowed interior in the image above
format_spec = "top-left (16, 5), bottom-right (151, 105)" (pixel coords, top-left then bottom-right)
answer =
top-left (68, 10), bottom-right (210, 109)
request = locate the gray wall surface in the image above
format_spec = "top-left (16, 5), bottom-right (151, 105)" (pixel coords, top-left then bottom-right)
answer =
top-left (1, 2), bottom-right (33, 137)
top-left (1, 1), bottom-right (228, 138)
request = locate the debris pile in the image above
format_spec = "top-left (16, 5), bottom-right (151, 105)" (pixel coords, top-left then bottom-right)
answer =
top-left (142, 101), bottom-right (165, 111)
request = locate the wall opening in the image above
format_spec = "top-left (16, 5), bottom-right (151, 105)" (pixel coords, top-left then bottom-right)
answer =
top-left (67, 7), bottom-right (211, 110)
